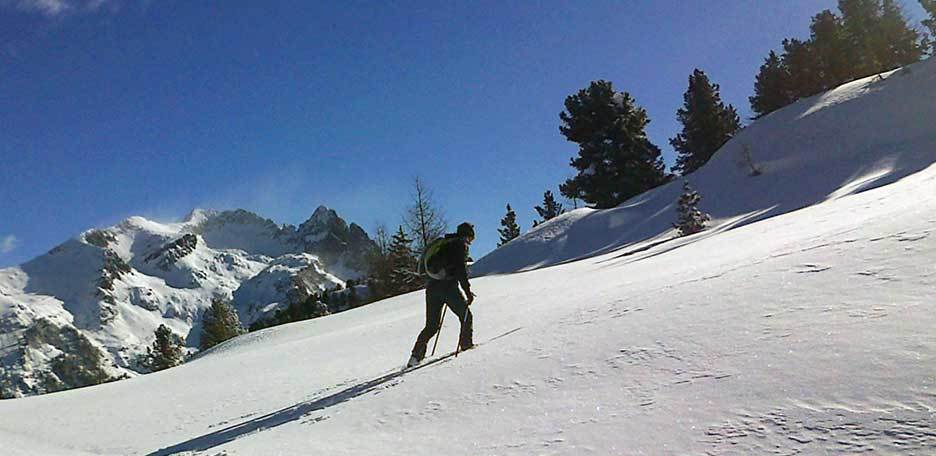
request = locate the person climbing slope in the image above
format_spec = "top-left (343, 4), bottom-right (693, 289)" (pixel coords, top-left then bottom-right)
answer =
top-left (407, 222), bottom-right (476, 367)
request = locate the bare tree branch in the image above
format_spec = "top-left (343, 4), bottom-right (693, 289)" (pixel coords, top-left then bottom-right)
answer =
top-left (404, 176), bottom-right (447, 254)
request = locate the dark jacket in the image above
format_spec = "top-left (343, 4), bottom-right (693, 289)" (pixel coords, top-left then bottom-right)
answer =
top-left (426, 233), bottom-right (471, 293)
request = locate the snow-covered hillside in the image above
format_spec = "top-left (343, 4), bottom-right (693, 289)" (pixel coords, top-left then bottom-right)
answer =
top-left (0, 206), bottom-right (374, 398)
top-left (0, 60), bottom-right (934, 454)
top-left (472, 58), bottom-right (936, 276)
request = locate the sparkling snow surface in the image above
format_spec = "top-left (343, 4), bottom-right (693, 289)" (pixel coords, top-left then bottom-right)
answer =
top-left (1, 63), bottom-right (935, 454)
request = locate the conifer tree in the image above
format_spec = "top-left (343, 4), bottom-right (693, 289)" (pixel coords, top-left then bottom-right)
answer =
top-left (143, 324), bottom-right (184, 372)
top-left (387, 226), bottom-right (418, 295)
top-left (366, 223), bottom-right (393, 299)
top-left (558, 80), bottom-right (666, 209)
top-left (839, 0), bottom-right (925, 75)
top-left (200, 296), bottom-right (245, 350)
top-left (808, 10), bottom-right (852, 92)
top-left (670, 69), bottom-right (741, 175)
top-left (922, 0), bottom-right (936, 46)
top-left (876, 0), bottom-right (927, 66)
top-left (533, 190), bottom-right (565, 227)
top-left (498, 204), bottom-right (521, 246)
top-left (781, 38), bottom-right (825, 98)
top-left (673, 181), bottom-right (711, 236)
top-left (751, 1), bottom-right (926, 118)
top-left (750, 51), bottom-right (794, 118)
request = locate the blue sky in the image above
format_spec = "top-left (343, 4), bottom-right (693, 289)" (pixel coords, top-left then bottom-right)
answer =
top-left (1, 0), bottom-right (929, 266)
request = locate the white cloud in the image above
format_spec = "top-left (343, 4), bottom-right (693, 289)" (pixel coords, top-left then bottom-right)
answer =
top-left (0, 0), bottom-right (119, 17)
top-left (1, 235), bottom-right (18, 254)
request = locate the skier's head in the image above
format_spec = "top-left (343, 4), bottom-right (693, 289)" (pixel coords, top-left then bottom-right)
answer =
top-left (456, 222), bottom-right (475, 244)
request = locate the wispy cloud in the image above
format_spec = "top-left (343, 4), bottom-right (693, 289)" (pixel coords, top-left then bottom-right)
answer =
top-left (0, 0), bottom-right (121, 17)
top-left (1, 235), bottom-right (18, 254)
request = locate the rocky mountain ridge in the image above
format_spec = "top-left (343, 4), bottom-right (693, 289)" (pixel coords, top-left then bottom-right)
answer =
top-left (0, 206), bottom-right (376, 398)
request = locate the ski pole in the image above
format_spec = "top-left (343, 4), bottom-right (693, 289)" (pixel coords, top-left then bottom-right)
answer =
top-left (455, 292), bottom-right (475, 358)
top-left (430, 306), bottom-right (447, 356)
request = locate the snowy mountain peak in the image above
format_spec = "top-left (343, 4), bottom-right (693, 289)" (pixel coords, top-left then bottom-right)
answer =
top-left (0, 205), bottom-right (378, 398)
top-left (182, 208), bottom-right (219, 225)
top-left (304, 205), bottom-right (339, 227)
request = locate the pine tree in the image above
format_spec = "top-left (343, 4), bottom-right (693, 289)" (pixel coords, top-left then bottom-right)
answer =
top-left (750, 51), bottom-right (794, 118)
top-left (387, 226), bottom-right (418, 295)
top-left (498, 204), bottom-right (521, 246)
top-left (143, 324), bottom-right (184, 372)
top-left (782, 38), bottom-right (825, 98)
top-left (923, 0), bottom-right (936, 46)
top-left (673, 181), bottom-right (711, 236)
top-left (875, 0), bottom-right (927, 67)
top-left (750, 1), bottom-right (926, 118)
top-left (839, 0), bottom-right (925, 76)
top-left (200, 296), bottom-right (245, 350)
top-left (533, 190), bottom-right (565, 227)
top-left (670, 69), bottom-right (741, 175)
top-left (558, 80), bottom-right (667, 209)
top-left (809, 10), bottom-right (853, 92)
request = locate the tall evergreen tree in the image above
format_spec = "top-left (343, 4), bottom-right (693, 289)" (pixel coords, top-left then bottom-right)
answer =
top-left (533, 190), bottom-right (565, 227)
top-left (558, 80), bottom-right (666, 209)
top-left (670, 69), bottom-right (741, 175)
top-left (839, 0), bottom-right (925, 75)
top-left (808, 10), bottom-right (852, 92)
top-left (387, 226), bottom-right (419, 295)
top-left (366, 223), bottom-right (393, 299)
top-left (498, 204), bottom-right (521, 246)
top-left (922, 0), bottom-right (936, 46)
top-left (781, 38), bottom-right (825, 98)
top-left (875, 0), bottom-right (927, 66)
top-left (200, 296), bottom-right (245, 350)
top-left (142, 324), bottom-right (184, 372)
top-left (749, 51), bottom-right (794, 118)
top-left (751, 1), bottom-right (926, 118)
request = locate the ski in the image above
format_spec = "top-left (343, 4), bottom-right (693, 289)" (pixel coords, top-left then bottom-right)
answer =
top-left (401, 326), bottom-right (522, 373)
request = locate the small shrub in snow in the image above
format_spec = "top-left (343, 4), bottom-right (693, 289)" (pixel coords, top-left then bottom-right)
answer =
top-left (674, 181), bottom-right (710, 236)
top-left (739, 144), bottom-right (762, 176)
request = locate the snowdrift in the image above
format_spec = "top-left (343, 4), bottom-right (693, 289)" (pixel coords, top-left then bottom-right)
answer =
top-left (472, 59), bottom-right (936, 276)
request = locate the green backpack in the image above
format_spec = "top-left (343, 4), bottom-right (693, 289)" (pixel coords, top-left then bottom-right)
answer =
top-left (422, 237), bottom-right (454, 280)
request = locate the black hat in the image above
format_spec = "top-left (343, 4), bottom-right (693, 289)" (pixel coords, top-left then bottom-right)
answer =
top-left (456, 222), bottom-right (475, 239)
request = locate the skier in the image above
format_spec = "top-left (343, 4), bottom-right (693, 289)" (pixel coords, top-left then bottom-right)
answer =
top-left (407, 222), bottom-right (476, 367)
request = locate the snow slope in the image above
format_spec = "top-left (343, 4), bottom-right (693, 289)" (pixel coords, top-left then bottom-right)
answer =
top-left (0, 62), bottom-right (934, 454)
top-left (472, 59), bottom-right (936, 276)
top-left (0, 147), bottom-right (933, 455)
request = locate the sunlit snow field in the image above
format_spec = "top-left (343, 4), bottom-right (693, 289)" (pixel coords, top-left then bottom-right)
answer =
top-left (1, 61), bottom-right (935, 455)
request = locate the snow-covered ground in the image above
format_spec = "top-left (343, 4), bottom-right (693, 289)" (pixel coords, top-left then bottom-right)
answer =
top-left (1, 154), bottom-right (934, 455)
top-left (1, 61), bottom-right (934, 454)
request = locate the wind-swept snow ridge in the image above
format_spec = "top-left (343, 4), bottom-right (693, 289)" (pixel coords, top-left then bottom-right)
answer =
top-left (472, 59), bottom-right (936, 275)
